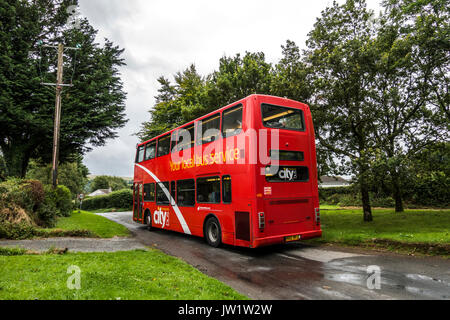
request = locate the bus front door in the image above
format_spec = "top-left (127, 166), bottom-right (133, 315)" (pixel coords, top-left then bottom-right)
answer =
top-left (133, 183), bottom-right (143, 221)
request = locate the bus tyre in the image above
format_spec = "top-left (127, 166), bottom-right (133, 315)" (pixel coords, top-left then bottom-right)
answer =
top-left (205, 217), bottom-right (222, 248)
top-left (145, 212), bottom-right (153, 231)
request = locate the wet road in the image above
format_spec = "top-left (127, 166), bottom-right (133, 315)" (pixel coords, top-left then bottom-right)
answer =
top-left (97, 212), bottom-right (450, 300)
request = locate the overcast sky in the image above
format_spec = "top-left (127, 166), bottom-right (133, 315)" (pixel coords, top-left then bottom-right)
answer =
top-left (78, 0), bottom-right (382, 178)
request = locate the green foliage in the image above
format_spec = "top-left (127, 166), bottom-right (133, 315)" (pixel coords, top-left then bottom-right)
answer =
top-left (45, 185), bottom-right (73, 218)
top-left (0, 0), bottom-right (127, 178)
top-left (82, 189), bottom-right (132, 211)
top-left (26, 157), bottom-right (90, 197)
top-left (0, 221), bottom-right (37, 240)
top-left (0, 178), bottom-right (74, 233)
top-left (89, 175), bottom-right (128, 192)
top-left (0, 247), bottom-right (27, 256)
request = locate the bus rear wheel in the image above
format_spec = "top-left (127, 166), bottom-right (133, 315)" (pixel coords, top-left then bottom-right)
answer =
top-left (204, 217), bottom-right (222, 248)
top-left (145, 212), bottom-right (153, 231)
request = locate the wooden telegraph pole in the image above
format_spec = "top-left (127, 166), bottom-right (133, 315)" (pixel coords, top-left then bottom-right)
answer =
top-left (41, 43), bottom-right (79, 188)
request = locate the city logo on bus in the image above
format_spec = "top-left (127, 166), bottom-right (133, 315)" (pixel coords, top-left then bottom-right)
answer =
top-left (278, 168), bottom-right (297, 181)
top-left (154, 207), bottom-right (169, 229)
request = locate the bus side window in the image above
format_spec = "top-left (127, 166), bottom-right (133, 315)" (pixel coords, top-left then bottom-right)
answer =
top-left (197, 177), bottom-right (220, 204)
top-left (156, 182), bottom-right (170, 205)
top-left (174, 126), bottom-right (195, 151)
top-left (177, 179), bottom-right (195, 207)
top-left (222, 105), bottom-right (243, 138)
top-left (222, 176), bottom-right (232, 203)
top-left (197, 114), bottom-right (221, 145)
top-left (136, 145), bottom-right (145, 163)
top-left (144, 183), bottom-right (155, 202)
top-left (170, 181), bottom-right (176, 205)
top-left (144, 141), bottom-right (156, 161)
top-left (157, 135), bottom-right (171, 157)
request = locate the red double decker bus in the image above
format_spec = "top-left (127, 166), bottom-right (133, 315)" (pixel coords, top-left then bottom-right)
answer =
top-left (133, 94), bottom-right (322, 248)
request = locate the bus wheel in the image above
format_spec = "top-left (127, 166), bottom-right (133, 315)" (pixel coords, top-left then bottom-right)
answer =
top-left (205, 217), bottom-right (222, 248)
top-left (145, 212), bottom-right (153, 231)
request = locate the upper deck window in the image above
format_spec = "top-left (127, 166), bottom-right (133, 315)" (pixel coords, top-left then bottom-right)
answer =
top-left (174, 125), bottom-right (195, 151)
top-left (157, 135), bottom-right (171, 157)
top-left (136, 145), bottom-right (145, 163)
top-left (197, 114), bottom-right (221, 145)
top-left (144, 141), bottom-right (156, 161)
top-left (222, 105), bottom-right (243, 138)
top-left (261, 104), bottom-right (305, 131)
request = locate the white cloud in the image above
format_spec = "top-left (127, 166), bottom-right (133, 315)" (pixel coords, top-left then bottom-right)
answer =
top-left (78, 0), bottom-right (382, 177)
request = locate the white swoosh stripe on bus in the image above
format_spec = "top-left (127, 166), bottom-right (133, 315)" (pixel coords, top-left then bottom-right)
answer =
top-left (135, 164), bottom-right (192, 235)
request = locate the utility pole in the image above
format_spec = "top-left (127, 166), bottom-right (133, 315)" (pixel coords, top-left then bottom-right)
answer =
top-left (41, 43), bottom-right (80, 188)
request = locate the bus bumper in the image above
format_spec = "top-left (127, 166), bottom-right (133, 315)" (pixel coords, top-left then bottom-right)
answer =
top-left (252, 230), bottom-right (322, 248)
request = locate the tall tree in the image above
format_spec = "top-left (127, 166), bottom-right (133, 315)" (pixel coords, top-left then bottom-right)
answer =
top-left (0, 0), bottom-right (127, 178)
top-left (305, 0), bottom-right (378, 221)
top-left (368, 0), bottom-right (450, 212)
top-left (137, 52), bottom-right (274, 141)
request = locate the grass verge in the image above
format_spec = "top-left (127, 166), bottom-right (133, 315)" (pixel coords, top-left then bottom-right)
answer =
top-left (307, 208), bottom-right (450, 257)
top-left (0, 249), bottom-right (247, 300)
top-left (43, 210), bottom-right (130, 239)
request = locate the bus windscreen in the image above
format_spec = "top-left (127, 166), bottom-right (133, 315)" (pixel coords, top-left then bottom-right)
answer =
top-left (262, 104), bottom-right (305, 131)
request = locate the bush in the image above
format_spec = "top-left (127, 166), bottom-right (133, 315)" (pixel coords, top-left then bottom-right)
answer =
top-left (0, 220), bottom-right (37, 240)
top-left (82, 189), bottom-right (132, 210)
top-left (0, 179), bottom-right (74, 233)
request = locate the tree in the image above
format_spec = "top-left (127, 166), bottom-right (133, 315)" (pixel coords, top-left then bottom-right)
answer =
top-left (0, 0), bottom-right (127, 178)
top-left (305, 0), bottom-right (378, 221)
top-left (26, 155), bottom-right (90, 197)
top-left (90, 175), bottom-right (128, 192)
top-left (366, 0), bottom-right (450, 212)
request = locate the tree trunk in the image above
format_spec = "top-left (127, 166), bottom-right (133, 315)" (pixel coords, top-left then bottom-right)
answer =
top-left (360, 179), bottom-right (373, 222)
top-left (1, 143), bottom-right (32, 178)
top-left (392, 172), bottom-right (404, 213)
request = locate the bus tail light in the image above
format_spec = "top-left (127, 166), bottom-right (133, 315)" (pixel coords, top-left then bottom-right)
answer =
top-left (315, 208), bottom-right (320, 225)
top-left (258, 212), bottom-right (265, 230)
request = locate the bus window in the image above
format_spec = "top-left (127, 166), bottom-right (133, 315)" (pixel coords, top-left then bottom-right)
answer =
top-left (136, 145), bottom-right (145, 163)
top-left (144, 183), bottom-right (155, 202)
top-left (177, 179), bottom-right (195, 207)
top-left (156, 182), bottom-right (170, 205)
top-left (270, 150), bottom-right (304, 162)
top-left (222, 176), bottom-right (232, 203)
top-left (222, 105), bottom-right (243, 138)
top-left (262, 104), bottom-right (305, 131)
top-left (174, 125), bottom-right (195, 151)
top-left (145, 141), bottom-right (156, 161)
top-left (197, 114), bottom-right (221, 145)
top-left (157, 135), bottom-right (171, 157)
top-left (197, 176), bottom-right (220, 204)
top-left (170, 181), bottom-right (176, 204)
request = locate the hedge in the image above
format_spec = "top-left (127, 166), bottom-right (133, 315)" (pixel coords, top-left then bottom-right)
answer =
top-left (81, 189), bottom-right (132, 211)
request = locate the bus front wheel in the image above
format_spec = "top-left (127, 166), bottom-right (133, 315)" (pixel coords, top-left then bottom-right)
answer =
top-left (145, 211), bottom-right (153, 231)
top-left (204, 217), bottom-right (222, 248)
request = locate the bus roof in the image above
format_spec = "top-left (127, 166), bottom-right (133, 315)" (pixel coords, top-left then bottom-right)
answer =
top-left (137, 94), bottom-right (308, 147)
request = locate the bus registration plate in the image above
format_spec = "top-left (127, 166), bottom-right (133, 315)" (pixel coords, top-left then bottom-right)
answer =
top-left (285, 235), bottom-right (301, 242)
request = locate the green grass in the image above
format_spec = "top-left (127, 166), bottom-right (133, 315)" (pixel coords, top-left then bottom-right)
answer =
top-left (0, 250), bottom-right (247, 300)
top-left (308, 208), bottom-right (450, 256)
top-left (46, 210), bottom-right (130, 238)
top-left (87, 208), bottom-right (131, 213)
